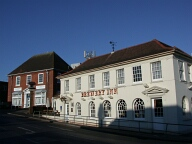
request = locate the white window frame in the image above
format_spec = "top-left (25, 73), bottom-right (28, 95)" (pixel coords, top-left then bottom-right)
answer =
top-left (133, 98), bottom-right (145, 120)
top-left (65, 80), bottom-right (69, 92)
top-left (188, 64), bottom-right (191, 82)
top-left (182, 96), bottom-right (190, 119)
top-left (117, 69), bottom-right (124, 85)
top-left (16, 76), bottom-right (21, 86)
top-left (89, 101), bottom-right (95, 117)
top-left (132, 66), bottom-right (142, 83)
top-left (76, 102), bottom-right (81, 116)
top-left (26, 75), bottom-right (32, 85)
top-left (35, 91), bottom-right (46, 105)
top-left (151, 61), bottom-right (162, 81)
top-left (103, 72), bottom-right (110, 88)
top-left (103, 100), bottom-right (111, 118)
top-left (76, 77), bottom-right (81, 91)
top-left (38, 73), bottom-right (44, 84)
top-left (178, 60), bottom-right (185, 81)
top-left (89, 75), bottom-right (95, 89)
top-left (117, 99), bottom-right (127, 118)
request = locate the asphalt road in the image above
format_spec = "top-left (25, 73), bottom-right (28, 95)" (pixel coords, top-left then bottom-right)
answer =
top-left (0, 111), bottom-right (188, 144)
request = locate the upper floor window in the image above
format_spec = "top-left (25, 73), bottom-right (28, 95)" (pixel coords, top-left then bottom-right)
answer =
top-left (188, 64), bottom-right (191, 82)
top-left (117, 69), bottom-right (124, 85)
top-left (133, 66), bottom-right (142, 83)
top-left (65, 80), bottom-right (69, 92)
top-left (76, 77), bottom-right (81, 91)
top-left (26, 75), bottom-right (32, 85)
top-left (89, 75), bottom-right (95, 89)
top-left (38, 73), bottom-right (44, 84)
top-left (178, 61), bottom-right (185, 81)
top-left (16, 76), bottom-right (21, 86)
top-left (103, 72), bottom-right (110, 87)
top-left (151, 61), bottom-right (162, 81)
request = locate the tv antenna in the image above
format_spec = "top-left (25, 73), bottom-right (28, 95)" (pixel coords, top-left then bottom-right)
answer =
top-left (109, 41), bottom-right (117, 52)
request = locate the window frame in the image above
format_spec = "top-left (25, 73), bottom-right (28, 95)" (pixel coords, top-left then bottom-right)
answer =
top-left (103, 72), bottom-right (110, 88)
top-left (76, 77), bottom-right (81, 91)
top-left (76, 102), bottom-right (81, 116)
top-left (65, 80), bottom-right (69, 92)
top-left (188, 64), bottom-right (191, 82)
top-left (103, 100), bottom-right (111, 118)
top-left (117, 69), bottom-right (125, 85)
top-left (132, 66), bottom-right (142, 83)
top-left (89, 75), bottom-right (95, 89)
top-left (26, 75), bottom-right (32, 85)
top-left (117, 99), bottom-right (127, 118)
top-left (38, 73), bottom-right (44, 84)
top-left (16, 76), bottom-right (21, 86)
top-left (89, 101), bottom-right (95, 118)
top-left (133, 98), bottom-right (145, 120)
top-left (178, 60), bottom-right (185, 81)
top-left (151, 61), bottom-right (162, 81)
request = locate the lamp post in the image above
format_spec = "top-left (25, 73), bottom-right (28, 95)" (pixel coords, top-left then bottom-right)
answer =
top-left (28, 82), bottom-right (36, 114)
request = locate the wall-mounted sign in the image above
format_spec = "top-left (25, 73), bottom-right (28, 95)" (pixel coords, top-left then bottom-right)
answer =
top-left (81, 88), bottom-right (118, 97)
top-left (36, 85), bottom-right (45, 89)
top-left (14, 87), bottom-right (22, 91)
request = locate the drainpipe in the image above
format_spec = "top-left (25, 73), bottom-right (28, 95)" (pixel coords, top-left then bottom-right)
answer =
top-left (46, 70), bottom-right (49, 108)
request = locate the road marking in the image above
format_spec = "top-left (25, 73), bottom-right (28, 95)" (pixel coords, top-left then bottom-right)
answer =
top-left (18, 127), bottom-right (35, 134)
top-left (49, 126), bottom-right (73, 131)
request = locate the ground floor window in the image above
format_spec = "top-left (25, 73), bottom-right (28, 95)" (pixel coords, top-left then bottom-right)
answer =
top-left (76, 102), bottom-right (81, 116)
top-left (134, 98), bottom-right (145, 119)
top-left (103, 100), bottom-right (111, 117)
top-left (89, 101), bottom-right (95, 117)
top-left (117, 99), bottom-right (127, 118)
top-left (182, 96), bottom-right (189, 118)
top-left (35, 91), bottom-right (46, 105)
top-left (12, 93), bottom-right (22, 106)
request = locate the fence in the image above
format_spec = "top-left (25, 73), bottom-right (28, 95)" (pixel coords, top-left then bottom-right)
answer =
top-left (33, 111), bottom-right (192, 134)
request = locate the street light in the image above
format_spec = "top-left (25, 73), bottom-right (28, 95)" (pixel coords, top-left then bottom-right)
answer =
top-left (28, 82), bottom-right (36, 114)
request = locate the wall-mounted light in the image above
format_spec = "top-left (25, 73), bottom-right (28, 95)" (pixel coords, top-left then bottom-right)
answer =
top-left (143, 83), bottom-right (149, 88)
top-left (99, 96), bottom-right (104, 100)
top-left (81, 98), bottom-right (86, 101)
top-left (90, 97), bottom-right (95, 100)
top-left (108, 96), bottom-right (113, 99)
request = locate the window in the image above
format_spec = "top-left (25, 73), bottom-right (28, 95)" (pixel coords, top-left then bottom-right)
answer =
top-left (182, 96), bottom-right (189, 117)
top-left (76, 77), bottom-right (81, 91)
top-left (89, 101), bottom-right (95, 117)
top-left (26, 75), bottom-right (32, 85)
top-left (89, 75), bottom-right (95, 89)
top-left (65, 80), bottom-right (69, 92)
top-left (117, 69), bottom-right (124, 85)
top-left (188, 64), bottom-right (191, 82)
top-left (16, 76), bottom-right (21, 86)
top-left (117, 99), bottom-right (127, 118)
top-left (133, 66), bottom-right (142, 82)
top-left (38, 73), bottom-right (44, 84)
top-left (151, 61), bottom-right (162, 80)
top-left (134, 98), bottom-right (145, 119)
top-left (178, 61), bottom-right (185, 81)
top-left (12, 92), bottom-right (22, 106)
top-left (76, 102), bottom-right (81, 116)
top-left (103, 72), bottom-right (110, 87)
top-left (35, 91), bottom-right (46, 105)
top-left (103, 100), bottom-right (111, 117)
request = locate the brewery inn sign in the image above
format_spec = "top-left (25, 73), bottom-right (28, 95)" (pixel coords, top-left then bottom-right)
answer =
top-left (81, 88), bottom-right (118, 97)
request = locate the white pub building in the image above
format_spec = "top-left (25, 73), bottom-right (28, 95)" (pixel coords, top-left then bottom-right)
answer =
top-left (56, 39), bottom-right (192, 133)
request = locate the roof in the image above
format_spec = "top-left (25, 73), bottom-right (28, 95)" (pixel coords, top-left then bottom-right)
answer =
top-left (9, 51), bottom-right (72, 75)
top-left (58, 39), bottom-right (191, 78)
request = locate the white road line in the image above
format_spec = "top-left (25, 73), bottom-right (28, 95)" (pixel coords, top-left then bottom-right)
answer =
top-left (49, 126), bottom-right (73, 131)
top-left (18, 127), bottom-right (35, 133)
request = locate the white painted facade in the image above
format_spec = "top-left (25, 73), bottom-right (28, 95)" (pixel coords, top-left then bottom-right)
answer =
top-left (56, 45), bottom-right (192, 133)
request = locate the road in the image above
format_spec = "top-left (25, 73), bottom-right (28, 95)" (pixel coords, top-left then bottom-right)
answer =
top-left (0, 111), bottom-right (188, 144)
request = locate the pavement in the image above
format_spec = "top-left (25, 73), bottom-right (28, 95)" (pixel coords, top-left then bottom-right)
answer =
top-left (3, 108), bottom-right (192, 143)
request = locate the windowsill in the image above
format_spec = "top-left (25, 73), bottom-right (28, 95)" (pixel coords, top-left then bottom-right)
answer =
top-left (117, 84), bottom-right (126, 88)
top-left (180, 80), bottom-right (187, 84)
top-left (76, 90), bottom-right (81, 93)
top-left (151, 79), bottom-right (163, 83)
top-left (132, 82), bottom-right (143, 86)
top-left (134, 118), bottom-right (145, 121)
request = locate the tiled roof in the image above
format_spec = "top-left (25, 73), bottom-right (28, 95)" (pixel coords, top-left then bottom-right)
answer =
top-left (60, 39), bottom-right (191, 77)
top-left (9, 52), bottom-right (72, 75)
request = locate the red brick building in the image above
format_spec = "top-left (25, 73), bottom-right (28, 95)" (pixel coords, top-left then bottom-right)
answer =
top-left (7, 52), bottom-right (72, 109)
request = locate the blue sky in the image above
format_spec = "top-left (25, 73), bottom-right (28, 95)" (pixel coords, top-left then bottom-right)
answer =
top-left (0, 0), bottom-right (192, 81)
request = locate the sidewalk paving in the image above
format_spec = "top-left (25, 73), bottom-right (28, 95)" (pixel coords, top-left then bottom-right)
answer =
top-left (4, 109), bottom-right (192, 143)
